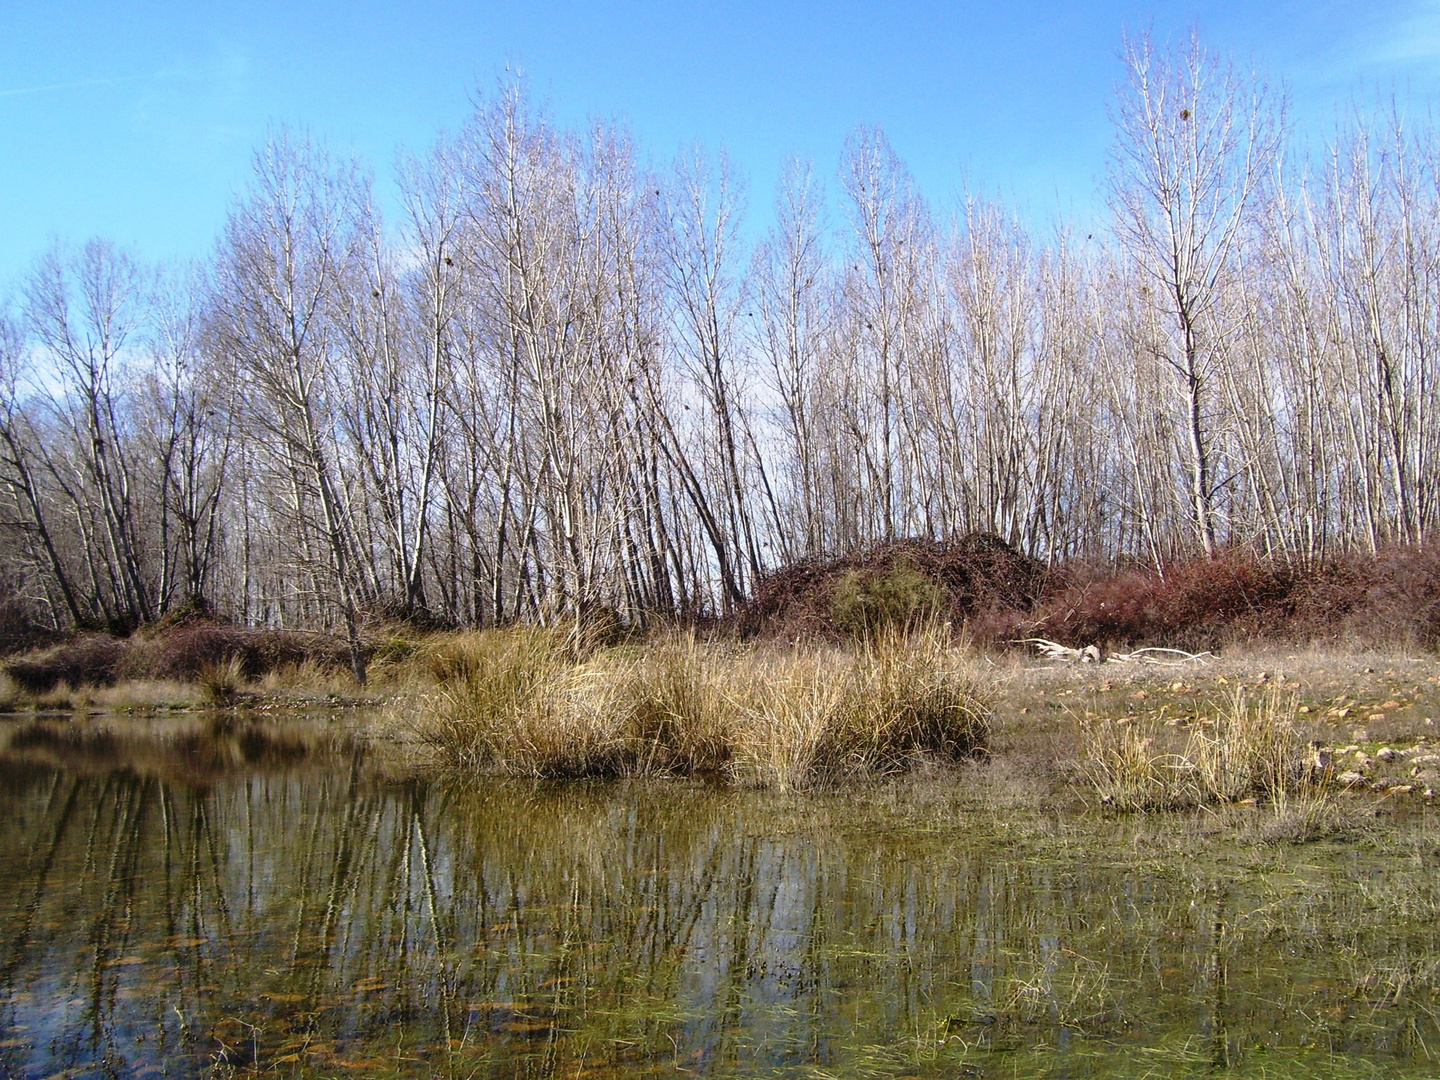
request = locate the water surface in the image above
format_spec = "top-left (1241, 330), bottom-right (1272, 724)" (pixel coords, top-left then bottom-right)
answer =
top-left (2, 714), bottom-right (1438, 1078)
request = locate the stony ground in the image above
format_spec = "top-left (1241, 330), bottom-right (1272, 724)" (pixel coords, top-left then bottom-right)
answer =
top-left (983, 645), bottom-right (1440, 801)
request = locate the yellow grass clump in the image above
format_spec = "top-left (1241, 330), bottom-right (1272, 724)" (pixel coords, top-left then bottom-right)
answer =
top-left (417, 625), bottom-right (990, 789)
top-left (1083, 687), bottom-right (1324, 811)
top-left (0, 670), bottom-right (20, 712)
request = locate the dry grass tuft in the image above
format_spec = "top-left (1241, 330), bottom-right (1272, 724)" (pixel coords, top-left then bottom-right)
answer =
top-left (0, 622), bottom-right (356, 698)
top-left (730, 630), bottom-right (988, 789)
top-left (83, 680), bottom-right (202, 710)
top-left (257, 657), bottom-right (358, 695)
top-left (0, 671), bottom-right (21, 712)
top-left (6, 679), bottom-right (203, 712)
top-left (1083, 687), bottom-right (1327, 811)
top-left (420, 627), bottom-right (585, 772)
top-left (197, 655), bottom-right (245, 705)
top-left (612, 633), bottom-right (738, 775)
top-left (416, 625), bottom-right (990, 788)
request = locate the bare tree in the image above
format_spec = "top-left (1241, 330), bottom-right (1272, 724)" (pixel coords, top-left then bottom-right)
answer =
top-left (139, 264), bottom-right (232, 613)
top-left (25, 241), bottom-right (158, 628)
top-left (751, 159), bottom-right (830, 561)
top-left (0, 310), bottom-right (90, 628)
top-left (13, 41), bottom-right (1440, 642)
top-left (659, 148), bottom-right (757, 604)
top-left (1109, 31), bottom-right (1281, 556)
top-left (213, 133), bottom-right (370, 682)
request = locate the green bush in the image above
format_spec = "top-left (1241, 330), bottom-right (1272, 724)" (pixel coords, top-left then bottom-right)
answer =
top-left (831, 560), bottom-right (947, 637)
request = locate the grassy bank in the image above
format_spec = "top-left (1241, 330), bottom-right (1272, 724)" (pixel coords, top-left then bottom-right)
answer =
top-left (0, 622), bottom-right (995, 790)
top-left (403, 628), bottom-right (1439, 811)
top-left (413, 626), bottom-right (989, 789)
top-left (3, 617), bottom-right (1438, 807)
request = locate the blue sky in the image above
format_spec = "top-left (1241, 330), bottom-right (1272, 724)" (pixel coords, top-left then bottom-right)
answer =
top-left (3, 1), bottom-right (1439, 286)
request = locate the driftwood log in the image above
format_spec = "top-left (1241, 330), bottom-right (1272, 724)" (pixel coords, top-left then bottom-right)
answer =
top-left (1013, 638), bottom-right (1213, 666)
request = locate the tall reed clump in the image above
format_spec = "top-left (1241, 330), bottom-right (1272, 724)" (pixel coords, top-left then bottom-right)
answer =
top-left (733, 627), bottom-right (989, 788)
top-left (197, 655), bottom-right (245, 705)
top-left (416, 625), bottom-right (990, 787)
top-left (1083, 687), bottom-right (1320, 811)
top-left (420, 627), bottom-right (610, 775)
top-left (610, 633), bottom-right (738, 775)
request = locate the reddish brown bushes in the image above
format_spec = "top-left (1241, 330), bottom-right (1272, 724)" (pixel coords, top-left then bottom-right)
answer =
top-left (4, 634), bottom-right (130, 693)
top-left (1029, 553), bottom-right (1295, 651)
top-left (740, 541), bottom-right (1440, 653)
top-left (120, 622), bottom-right (346, 681)
top-left (3, 621), bottom-right (350, 693)
top-left (1025, 546), bottom-right (1440, 652)
top-left (1299, 546), bottom-right (1440, 646)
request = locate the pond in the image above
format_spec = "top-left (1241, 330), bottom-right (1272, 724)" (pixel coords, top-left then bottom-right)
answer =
top-left (2, 714), bottom-right (1439, 1078)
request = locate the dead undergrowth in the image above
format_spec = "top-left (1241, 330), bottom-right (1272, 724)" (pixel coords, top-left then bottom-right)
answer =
top-left (735, 539), bottom-right (1440, 653)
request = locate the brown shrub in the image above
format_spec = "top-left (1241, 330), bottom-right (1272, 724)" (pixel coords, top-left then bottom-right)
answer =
top-left (743, 543), bottom-right (1440, 653)
top-left (3, 621), bottom-right (352, 693)
top-left (1326, 546), bottom-right (1440, 647)
top-left (4, 634), bottom-right (129, 693)
top-left (1030, 552), bottom-right (1292, 651)
top-left (1025, 546), bottom-right (1440, 652)
top-left (0, 576), bottom-right (51, 655)
top-left (119, 622), bottom-right (344, 681)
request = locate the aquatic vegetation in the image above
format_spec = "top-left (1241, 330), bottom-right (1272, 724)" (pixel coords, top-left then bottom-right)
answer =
top-left (5, 735), bottom-right (1440, 1079)
top-left (1082, 686), bottom-right (1329, 811)
top-left (418, 625), bottom-right (989, 787)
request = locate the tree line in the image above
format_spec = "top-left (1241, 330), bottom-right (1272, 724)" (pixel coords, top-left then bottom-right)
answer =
top-left (1, 34), bottom-right (1435, 672)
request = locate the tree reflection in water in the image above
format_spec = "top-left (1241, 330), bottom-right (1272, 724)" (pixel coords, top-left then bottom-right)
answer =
top-left (0, 716), bottom-right (1438, 1078)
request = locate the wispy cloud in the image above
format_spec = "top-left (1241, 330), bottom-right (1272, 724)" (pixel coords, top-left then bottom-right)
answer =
top-left (1362, 0), bottom-right (1440, 68)
top-left (1275, 0), bottom-right (1440, 98)
top-left (0, 72), bottom-right (160, 99)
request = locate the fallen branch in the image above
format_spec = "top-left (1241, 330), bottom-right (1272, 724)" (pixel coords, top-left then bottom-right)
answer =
top-left (1013, 639), bottom-right (1213, 666)
top-left (1109, 647), bottom-right (1213, 666)
top-left (1012, 638), bottom-right (1104, 663)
